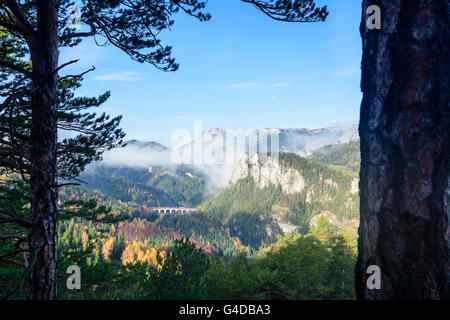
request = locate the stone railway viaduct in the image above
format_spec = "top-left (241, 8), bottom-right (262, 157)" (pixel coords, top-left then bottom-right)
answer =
top-left (151, 207), bottom-right (196, 214)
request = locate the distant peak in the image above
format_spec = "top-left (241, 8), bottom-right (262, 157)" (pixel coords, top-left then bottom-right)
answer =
top-left (124, 140), bottom-right (171, 152)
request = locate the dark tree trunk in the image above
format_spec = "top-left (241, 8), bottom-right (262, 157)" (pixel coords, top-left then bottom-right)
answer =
top-left (356, 0), bottom-right (449, 299)
top-left (27, 0), bottom-right (59, 300)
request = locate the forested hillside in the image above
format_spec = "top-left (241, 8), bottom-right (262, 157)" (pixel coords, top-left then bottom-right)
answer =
top-left (55, 217), bottom-right (357, 300)
top-left (310, 141), bottom-right (360, 175)
top-left (79, 164), bottom-right (207, 208)
top-left (203, 152), bottom-right (360, 240)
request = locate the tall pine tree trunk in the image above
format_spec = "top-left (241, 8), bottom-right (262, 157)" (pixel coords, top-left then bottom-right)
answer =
top-left (356, 0), bottom-right (449, 299)
top-left (27, 0), bottom-right (59, 300)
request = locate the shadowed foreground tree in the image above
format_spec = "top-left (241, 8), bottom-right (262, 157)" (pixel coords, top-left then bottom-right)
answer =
top-left (356, 0), bottom-right (449, 299)
top-left (0, 0), bottom-right (328, 299)
top-left (0, 28), bottom-right (126, 299)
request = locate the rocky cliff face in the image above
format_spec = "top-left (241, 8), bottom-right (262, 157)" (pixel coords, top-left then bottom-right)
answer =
top-left (226, 152), bottom-right (360, 227)
top-left (230, 153), bottom-right (306, 194)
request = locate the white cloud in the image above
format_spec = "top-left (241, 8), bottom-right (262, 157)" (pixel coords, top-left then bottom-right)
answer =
top-left (94, 71), bottom-right (146, 81)
top-left (99, 144), bottom-right (171, 168)
top-left (93, 143), bottom-right (235, 191)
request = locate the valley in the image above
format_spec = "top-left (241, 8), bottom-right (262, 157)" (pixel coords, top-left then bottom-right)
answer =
top-left (59, 126), bottom-right (361, 258)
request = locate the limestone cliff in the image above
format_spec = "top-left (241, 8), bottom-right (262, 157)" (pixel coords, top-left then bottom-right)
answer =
top-left (230, 153), bottom-right (306, 195)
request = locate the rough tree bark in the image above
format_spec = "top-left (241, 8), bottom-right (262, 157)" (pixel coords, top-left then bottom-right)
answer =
top-left (27, 0), bottom-right (59, 299)
top-left (356, 0), bottom-right (449, 299)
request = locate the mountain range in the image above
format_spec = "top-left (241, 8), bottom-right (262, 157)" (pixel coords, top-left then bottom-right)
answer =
top-left (100, 125), bottom-right (359, 166)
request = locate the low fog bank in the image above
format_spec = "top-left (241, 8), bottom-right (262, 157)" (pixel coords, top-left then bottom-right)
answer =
top-left (85, 142), bottom-right (237, 194)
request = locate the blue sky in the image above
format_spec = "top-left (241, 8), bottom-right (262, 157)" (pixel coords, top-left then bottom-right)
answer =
top-left (60, 0), bottom-right (362, 145)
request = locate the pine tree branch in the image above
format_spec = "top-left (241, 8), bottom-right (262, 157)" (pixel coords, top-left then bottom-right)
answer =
top-left (58, 66), bottom-right (96, 81)
top-left (0, 18), bottom-right (23, 33)
top-left (0, 60), bottom-right (33, 77)
top-left (52, 59), bottom-right (79, 75)
top-left (3, 0), bottom-right (34, 34)
top-left (0, 247), bottom-right (38, 300)
top-left (0, 248), bottom-right (27, 260)
top-left (0, 233), bottom-right (25, 240)
top-left (59, 23), bottom-right (97, 42)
